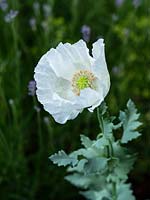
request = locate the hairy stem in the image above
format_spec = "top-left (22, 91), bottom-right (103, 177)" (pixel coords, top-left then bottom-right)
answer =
top-left (96, 107), bottom-right (104, 133)
top-left (112, 181), bottom-right (117, 200)
top-left (96, 106), bottom-right (117, 200)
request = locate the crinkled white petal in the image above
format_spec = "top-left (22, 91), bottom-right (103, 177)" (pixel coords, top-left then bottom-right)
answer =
top-left (54, 78), bottom-right (75, 100)
top-left (46, 48), bottom-right (75, 80)
top-left (43, 93), bottom-right (74, 114)
top-left (43, 93), bottom-right (81, 124)
top-left (91, 39), bottom-right (110, 98)
top-left (51, 110), bottom-right (80, 124)
top-left (34, 54), bottom-right (57, 104)
top-left (34, 51), bottom-right (76, 103)
top-left (94, 77), bottom-right (110, 100)
top-left (92, 38), bottom-right (105, 59)
top-left (74, 88), bottom-right (103, 111)
top-left (92, 58), bottom-right (110, 98)
top-left (34, 53), bottom-right (57, 89)
top-left (72, 40), bottom-right (93, 68)
top-left (88, 99), bottom-right (103, 112)
top-left (56, 41), bottom-right (93, 71)
top-left (34, 73), bottom-right (53, 90)
top-left (44, 40), bottom-right (93, 81)
top-left (36, 88), bottom-right (53, 104)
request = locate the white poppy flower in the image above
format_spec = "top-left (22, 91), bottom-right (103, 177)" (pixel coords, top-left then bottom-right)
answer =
top-left (34, 39), bottom-right (110, 124)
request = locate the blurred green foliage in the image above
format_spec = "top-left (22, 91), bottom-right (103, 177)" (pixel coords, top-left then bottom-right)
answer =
top-left (0, 0), bottom-right (150, 199)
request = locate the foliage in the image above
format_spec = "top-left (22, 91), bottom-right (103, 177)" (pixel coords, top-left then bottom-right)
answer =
top-left (50, 150), bottom-right (78, 167)
top-left (50, 100), bottom-right (141, 200)
top-left (119, 99), bottom-right (142, 143)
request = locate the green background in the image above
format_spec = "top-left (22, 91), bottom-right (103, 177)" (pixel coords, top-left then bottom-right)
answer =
top-left (0, 0), bottom-right (150, 199)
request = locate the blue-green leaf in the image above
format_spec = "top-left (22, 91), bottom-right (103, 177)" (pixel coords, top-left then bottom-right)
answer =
top-left (102, 118), bottom-right (114, 137)
top-left (113, 155), bottom-right (136, 181)
top-left (117, 183), bottom-right (135, 200)
top-left (119, 99), bottom-right (142, 143)
top-left (84, 157), bottom-right (108, 174)
top-left (70, 147), bottom-right (102, 159)
top-left (98, 101), bottom-right (108, 115)
top-left (81, 190), bottom-right (111, 200)
top-left (67, 159), bottom-right (88, 173)
top-left (80, 134), bottom-right (93, 148)
top-left (92, 136), bottom-right (109, 149)
top-left (49, 150), bottom-right (78, 167)
top-left (65, 173), bottom-right (91, 189)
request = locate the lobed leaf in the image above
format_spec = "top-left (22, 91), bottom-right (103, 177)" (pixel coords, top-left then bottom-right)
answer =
top-left (98, 101), bottom-right (108, 115)
top-left (80, 134), bottom-right (93, 148)
top-left (97, 103), bottom-right (120, 138)
top-left (65, 173), bottom-right (91, 189)
top-left (67, 159), bottom-right (88, 173)
top-left (49, 150), bottom-right (78, 167)
top-left (92, 136), bottom-right (109, 149)
top-left (117, 183), bottom-right (135, 200)
top-left (102, 118), bottom-right (114, 137)
top-left (84, 157), bottom-right (108, 174)
top-left (81, 190), bottom-right (111, 200)
top-left (119, 99), bottom-right (142, 143)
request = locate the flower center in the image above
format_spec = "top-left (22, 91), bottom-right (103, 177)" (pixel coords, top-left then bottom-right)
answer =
top-left (76, 76), bottom-right (90, 90)
top-left (72, 70), bottom-right (96, 95)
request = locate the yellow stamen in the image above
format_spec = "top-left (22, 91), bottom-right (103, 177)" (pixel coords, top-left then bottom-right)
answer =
top-left (72, 70), bottom-right (96, 95)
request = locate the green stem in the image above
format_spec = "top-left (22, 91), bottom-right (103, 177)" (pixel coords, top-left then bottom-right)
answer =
top-left (109, 139), bottom-right (117, 200)
top-left (96, 107), bottom-right (104, 133)
top-left (96, 106), bottom-right (117, 200)
top-left (112, 182), bottom-right (117, 200)
top-left (108, 138), bottom-right (114, 157)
